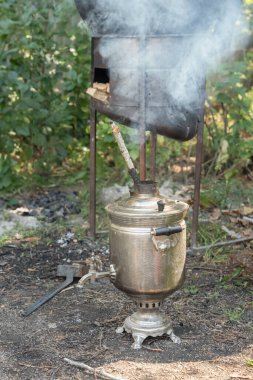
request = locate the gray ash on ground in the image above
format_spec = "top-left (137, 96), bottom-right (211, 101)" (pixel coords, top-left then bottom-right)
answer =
top-left (0, 185), bottom-right (253, 379)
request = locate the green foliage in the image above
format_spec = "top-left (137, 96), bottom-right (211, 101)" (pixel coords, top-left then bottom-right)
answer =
top-left (205, 2), bottom-right (253, 175)
top-left (197, 223), bottom-right (227, 249)
top-left (0, 0), bottom-right (90, 189)
top-left (0, 155), bottom-right (19, 190)
top-left (200, 177), bottom-right (253, 210)
top-left (184, 285), bottom-right (199, 296)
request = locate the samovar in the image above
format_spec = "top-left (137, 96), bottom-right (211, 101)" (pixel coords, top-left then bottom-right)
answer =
top-left (106, 181), bottom-right (188, 349)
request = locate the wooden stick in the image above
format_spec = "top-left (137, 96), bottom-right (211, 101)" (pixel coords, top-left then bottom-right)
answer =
top-left (64, 358), bottom-right (125, 380)
top-left (111, 123), bottom-right (135, 171)
top-left (243, 216), bottom-right (253, 224)
top-left (111, 122), bottom-right (139, 184)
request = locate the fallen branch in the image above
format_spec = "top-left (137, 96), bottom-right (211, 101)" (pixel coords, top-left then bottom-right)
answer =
top-left (188, 236), bottom-right (253, 255)
top-left (243, 216), bottom-right (253, 224)
top-left (221, 225), bottom-right (241, 239)
top-left (18, 362), bottom-right (55, 369)
top-left (186, 266), bottom-right (222, 272)
top-left (64, 358), bottom-right (126, 380)
top-left (143, 346), bottom-right (163, 352)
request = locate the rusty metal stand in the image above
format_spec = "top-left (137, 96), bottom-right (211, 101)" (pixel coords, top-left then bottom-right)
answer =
top-left (139, 36), bottom-right (147, 181)
top-left (89, 101), bottom-right (97, 239)
top-left (191, 119), bottom-right (204, 248)
top-left (150, 130), bottom-right (157, 182)
top-left (88, 113), bottom-right (253, 251)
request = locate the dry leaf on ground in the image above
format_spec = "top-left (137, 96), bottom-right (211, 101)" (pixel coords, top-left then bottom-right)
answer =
top-left (210, 208), bottom-right (222, 221)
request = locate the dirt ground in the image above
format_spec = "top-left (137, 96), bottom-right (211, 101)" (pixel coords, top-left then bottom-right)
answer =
top-left (0, 231), bottom-right (252, 380)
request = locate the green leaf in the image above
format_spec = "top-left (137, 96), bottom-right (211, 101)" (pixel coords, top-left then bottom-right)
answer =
top-left (32, 133), bottom-right (47, 147)
top-left (55, 144), bottom-right (67, 158)
top-left (0, 176), bottom-right (12, 190)
top-left (7, 71), bottom-right (18, 82)
top-left (15, 125), bottom-right (30, 137)
top-left (0, 19), bottom-right (17, 35)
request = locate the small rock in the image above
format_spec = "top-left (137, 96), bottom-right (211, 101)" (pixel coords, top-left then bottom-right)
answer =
top-left (57, 232), bottom-right (75, 247)
top-left (12, 207), bottom-right (31, 216)
top-left (66, 232), bottom-right (75, 240)
top-left (56, 238), bottom-right (65, 245)
top-left (43, 209), bottom-right (52, 217)
top-left (159, 180), bottom-right (174, 198)
top-left (48, 323), bottom-right (57, 329)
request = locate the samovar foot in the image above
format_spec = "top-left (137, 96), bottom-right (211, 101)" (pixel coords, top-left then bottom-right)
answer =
top-left (132, 334), bottom-right (146, 350)
top-left (116, 326), bottom-right (125, 334)
top-left (116, 324), bottom-right (146, 349)
top-left (167, 328), bottom-right (181, 344)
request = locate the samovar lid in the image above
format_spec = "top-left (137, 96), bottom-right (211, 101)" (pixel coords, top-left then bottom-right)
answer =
top-left (106, 181), bottom-right (189, 226)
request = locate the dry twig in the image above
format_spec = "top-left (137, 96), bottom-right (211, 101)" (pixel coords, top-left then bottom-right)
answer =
top-left (143, 345), bottom-right (163, 352)
top-left (186, 266), bottom-right (222, 272)
top-left (64, 358), bottom-right (126, 380)
top-left (18, 362), bottom-right (55, 370)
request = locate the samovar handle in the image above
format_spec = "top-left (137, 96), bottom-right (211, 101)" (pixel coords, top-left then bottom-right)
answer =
top-left (151, 225), bottom-right (183, 236)
top-left (151, 225), bottom-right (184, 252)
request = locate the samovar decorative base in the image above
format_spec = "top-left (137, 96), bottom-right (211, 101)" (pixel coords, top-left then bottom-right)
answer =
top-left (116, 303), bottom-right (181, 349)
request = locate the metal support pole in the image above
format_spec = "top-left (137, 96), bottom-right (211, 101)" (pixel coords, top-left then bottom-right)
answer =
top-left (139, 36), bottom-right (146, 181)
top-left (191, 119), bottom-right (204, 248)
top-left (139, 126), bottom-right (146, 181)
top-left (89, 102), bottom-right (97, 239)
top-left (150, 130), bottom-right (157, 182)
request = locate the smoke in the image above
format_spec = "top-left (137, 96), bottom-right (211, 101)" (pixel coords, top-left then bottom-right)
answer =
top-left (76, 0), bottom-right (247, 119)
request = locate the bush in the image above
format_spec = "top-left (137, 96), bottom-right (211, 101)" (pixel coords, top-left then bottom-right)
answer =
top-left (0, 0), bottom-right (90, 189)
